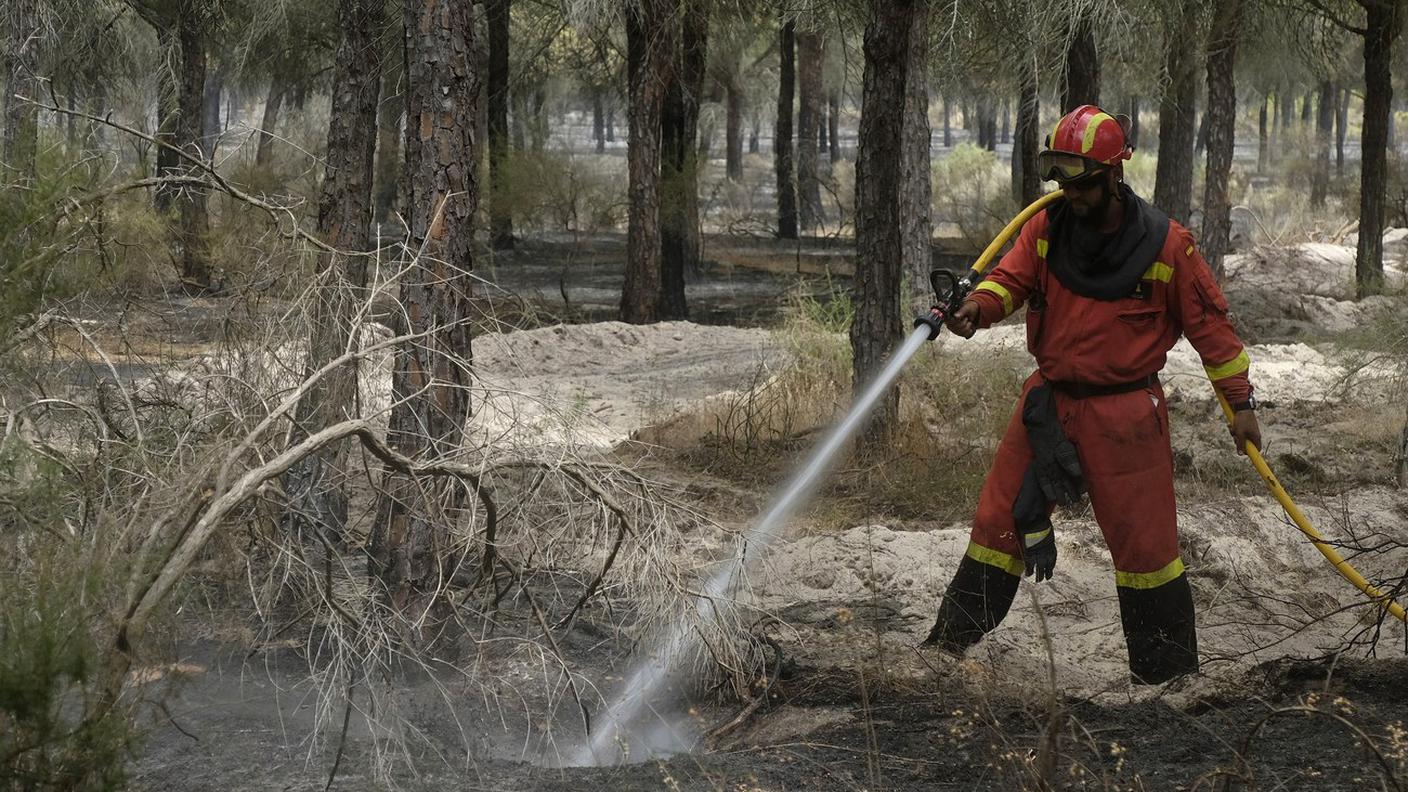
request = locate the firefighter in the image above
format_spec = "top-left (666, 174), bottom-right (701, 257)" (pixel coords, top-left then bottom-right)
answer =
top-left (925, 104), bottom-right (1262, 684)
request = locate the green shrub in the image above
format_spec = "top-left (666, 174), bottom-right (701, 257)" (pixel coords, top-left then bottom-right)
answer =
top-left (932, 143), bottom-right (1018, 249)
top-left (492, 149), bottom-right (626, 236)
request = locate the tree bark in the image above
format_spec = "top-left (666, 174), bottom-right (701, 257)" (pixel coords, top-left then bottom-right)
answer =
top-left (1012, 54), bottom-right (1041, 207)
top-left (1000, 98), bottom-right (1010, 144)
top-left (796, 30), bottom-right (824, 231)
top-left (370, 0), bottom-right (480, 612)
top-left (593, 87), bottom-right (606, 153)
top-left (281, 0), bottom-right (384, 549)
top-left (1300, 90), bottom-right (1313, 126)
top-left (725, 79), bottom-right (743, 180)
top-left (1152, 0), bottom-right (1200, 225)
top-left (1061, 16), bottom-right (1099, 112)
top-left (201, 65), bottom-right (224, 160)
top-left (1200, 0), bottom-right (1241, 278)
top-left (942, 94), bottom-right (952, 147)
top-left (373, 70), bottom-right (404, 224)
top-left (853, 0), bottom-right (930, 446)
top-left (620, 0), bottom-right (676, 323)
top-left (256, 79), bottom-right (285, 167)
top-left (175, 4), bottom-right (212, 293)
top-left (660, 0), bottom-right (707, 319)
top-left (748, 113), bottom-right (759, 153)
top-left (1355, 0), bottom-right (1404, 299)
top-left (1128, 95), bottom-right (1140, 147)
top-left (775, 20), bottom-right (798, 239)
top-left (2, 0), bottom-right (40, 182)
top-left (1311, 79), bottom-right (1334, 208)
top-left (488, 0), bottom-right (513, 250)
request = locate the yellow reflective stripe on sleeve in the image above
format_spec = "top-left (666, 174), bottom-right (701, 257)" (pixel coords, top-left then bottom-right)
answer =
top-left (1185, 244), bottom-right (1195, 257)
top-left (965, 540), bottom-right (1024, 577)
top-left (1204, 349), bottom-right (1250, 380)
top-left (974, 280), bottom-right (1014, 316)
top-left (1082, 112), bottom-right (1115, 155)
top-left (1142, 261), bottom-right (1173, 282)
top-left (1036, 238), bottom-right (1048, 258)
top-left (1022, 527), bottom-right (1051, 548)
top-left (1115, 557), bottom-right (1186, 590)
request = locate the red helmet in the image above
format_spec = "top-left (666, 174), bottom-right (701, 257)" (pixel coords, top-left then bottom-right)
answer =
top-left (1038, 105), bottom-right (1132, 183)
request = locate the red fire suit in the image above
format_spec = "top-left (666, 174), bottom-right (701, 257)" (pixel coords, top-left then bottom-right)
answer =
top-left (927, 206), bottom-right (1253, 683)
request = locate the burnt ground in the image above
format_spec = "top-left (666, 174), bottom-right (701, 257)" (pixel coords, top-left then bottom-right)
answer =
top-left (103, 236), bottom-right (1408, 791)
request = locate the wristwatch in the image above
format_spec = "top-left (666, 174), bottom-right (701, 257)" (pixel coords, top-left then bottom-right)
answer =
top-left (1231, 396), bottom-right (1258, 412)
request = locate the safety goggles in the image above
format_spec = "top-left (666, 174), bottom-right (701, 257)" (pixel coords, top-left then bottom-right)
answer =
top-left (1036, 150), bottom-right (1105, 184)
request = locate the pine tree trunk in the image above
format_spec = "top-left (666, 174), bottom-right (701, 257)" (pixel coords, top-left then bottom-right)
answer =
top-left (1335, 85), bottom-right (1348, 177)
top-left (854, 0), bottom-right (930, 447)
top-left (594, 87), bottom-right (606, 153)
top-left (2, 0), bottom-right (40, 182)
top-left (201, 65), bottom-right (224, 160)
top-left (156, 29), bottom-right (182, 210)
top-left (282, 0), bottom-right (384, 549)
top-left (606, 103), bottom-right (615, 141)
top-left (1012, 55), bottom-right (1041, 207)
top-left (1127, 95), bottom-right (1140, 147)
top-left (1300, 91), bottom-right (1313, 126)
top-left (822, 89), bottom-right (833, 162)
top-left (1194, 109), bottom-right (1208, 154)
top-left (529, 85), bottom-right (547, 151)
top-left (176, 6), bottom-right (212, 293)
top-left (620, 0), bottom-right (676, 323)
top-left (748, 114), bottom-right (759, 153)
top-left (775, 20), bottom-right (798, 239)
top-left (1153, 0), bottom-right (1200, 225)
top-left (725, 79), bottom-right (743, 180)
top-left (1355, 0), bottom-right (1404, 299)
top-left (1061, 16), bottom-right (1100, 112)
top-left (256, 78), bottom-right (284, 167)
top-left (796, 31), bottom-right (824, 231)
top-left (660, 0), bottom-right (707, 319)
top-left (371, 0), bottom-right (479, 613)
top-left (1000, 98), bottom-right (1010, 144)
top-left (488, 0), bottom-right (513, 250)
top-left (1200, 0), bottom-right (1241, 278)
top-left (1257, 93), bottom-right (1269, 174)
top-left (942, 94), bottom-right (952, 147)
top-left (1311, 79), bottom-right (1334, 208)
top-left (373, 70), bottom-right (404, 224)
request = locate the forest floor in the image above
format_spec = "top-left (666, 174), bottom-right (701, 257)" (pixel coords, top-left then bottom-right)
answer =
top-left (121, 235), bottom-right (1408, 791)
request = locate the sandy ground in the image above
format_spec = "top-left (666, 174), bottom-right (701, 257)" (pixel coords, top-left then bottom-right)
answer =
top-left (128, 240), bottom-right (1408, 790)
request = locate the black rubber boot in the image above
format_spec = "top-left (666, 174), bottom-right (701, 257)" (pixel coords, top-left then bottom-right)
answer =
top-left (1118, 572), bottom-right (1199, 684)
top-left (925, 555), bottom-right (1021, 652)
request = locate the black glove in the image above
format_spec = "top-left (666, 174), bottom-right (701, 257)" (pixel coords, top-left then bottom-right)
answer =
top-left (1022, 384), bottom-right (1085, 506)
top-left (1013, 465), bottom-right (1057, 581)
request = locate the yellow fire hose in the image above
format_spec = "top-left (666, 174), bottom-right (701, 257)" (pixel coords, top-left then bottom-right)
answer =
top-left (965, 191), bottom-right (1407, 625)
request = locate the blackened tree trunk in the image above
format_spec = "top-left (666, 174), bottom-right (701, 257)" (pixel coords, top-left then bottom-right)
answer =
top-left (1300, 90), bottom-right (1312, 126)
top-left (1061, 16), bottom-right (1099, 112)
top-left (775, 20), bottom-right (798, 239)
top-left (620, 0), bottom-right (676, 323)
top-left (373, 70), bottom-right (404, 224)
top-left (175, 6), bottom-right (212, 293)
top-left (853, 0), bottom-right (930, 445)
top-left (201, 65), bottom-right (224, 160)
top-left (1200, 0), bottom-right (1241, 277)
top-left (828, 89), bottom-right (841, 162)
top-left (370, 0), bottom-right (480, 612)
top-left (1257, 93), bottom-right (1269, 173)
top-left (1012, 54), bottom-right (1041, 206)
top-left (1355, 0), bottom-right (1404, 298)
top-left (281, 0), bottom-right (384, 548)
top-left (1000, 98), bottom-right (1010, 144)
top-left (1194, 109), bottom-right (1208, 153)
top-left (660, 0), bottom-right (707, 319)
top-left (593, 87), bottom-right (606, 152)
top-left (1311, 79), bottom-right (1334, 207)
top-left (942, 94), bottom-right (952, 147)
top-left (256, 78), bottom-right (285, 166)
top-left (2, 0), bottom-right (39, 182)
top-left (1335, 85), bottom-right (1348, 176)
top-left (1153, 0), bottom-right (1200, 225)
top-left (725, 79), bottom-right (743, 180)
top-left (796, 30), bottom-right (824, 231)
top-left (749, 114), bottom-right (759, 152)
top-left (487, 0), bottom-right (513, 250)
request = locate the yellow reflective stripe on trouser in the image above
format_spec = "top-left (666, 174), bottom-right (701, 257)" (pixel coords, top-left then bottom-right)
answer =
top-left (1142, 261), bottom-right (1173, 282)
top-left (974, 280), bottom-right (1013, 317)
top-left (1115, 557), bottom-right (1186, 589)
top-left (1204, 349), bottom-right (1250, 380)
top-left (965, 540), bottom-right (1024, 577)
top-left (1036, 238), bottom-right (1049, 258)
